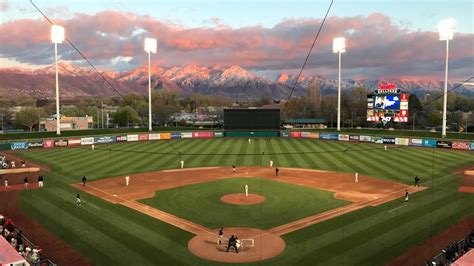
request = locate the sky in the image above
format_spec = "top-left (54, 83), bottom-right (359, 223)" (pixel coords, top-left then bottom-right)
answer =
top-left (0, 0), bottom-right (473, 80)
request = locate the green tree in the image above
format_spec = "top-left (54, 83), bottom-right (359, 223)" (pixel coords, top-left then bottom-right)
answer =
top-left (14, 107), bottom-right (47, 131)
top-left (112, 106), bottom-right (140, 127)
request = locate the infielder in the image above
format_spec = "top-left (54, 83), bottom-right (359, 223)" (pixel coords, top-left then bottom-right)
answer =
top-left (270, 160), bottom-right (273, 167)
top-left (355, 172), bottom-right (359, 183)
top-left (404, 190), bottom-right (409, 203)
top-left (217, 227), bottom-right (224, 245)
top-left (125, 176), bottom-right (130, 186)
top-left (232, 165), bottom-right (236, 173)
top-left (180, 160), bottom-right (184, 169)
top-left (4, 178), bottom-right (8, 189)
top-left (245, 184), bottom-right (249, 197)
top-left (76, 193), bottom-right (81, 206)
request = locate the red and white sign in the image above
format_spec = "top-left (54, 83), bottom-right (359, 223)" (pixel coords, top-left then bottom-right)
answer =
top-left (400, 110), bottom-right (408, 117)
top-left (400, 93), bottom-right (409, 101)
top-left (338, 134), bottom-right (350, 141)
top-left (116, 135), bottom-right (127, 142)
top-left (138, 134), bottom-right (149, 141)
top-left (43, 139), bottom-right (55, 148)
top-left (452, 141), bottom-right (470, 150)
top-left (68, 138), bottom-right (81, 146)
top-left (192, 131), bottom-right (214, 138)
top-left (378, 83), bottom-right (396, 90)
top-left (148, 133), bottom-right (160, 140)
top-left (290, 131), bottom-right (302, 138)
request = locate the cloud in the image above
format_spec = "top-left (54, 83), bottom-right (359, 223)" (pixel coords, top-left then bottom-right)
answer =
top-left (0, 10), bottom-right (472, 80)
top-left (0, 0), bottom-right (8, 11)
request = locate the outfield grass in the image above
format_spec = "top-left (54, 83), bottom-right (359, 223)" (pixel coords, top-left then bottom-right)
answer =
top-left (140, 178), bottom-right (346, 229)
top-left (11, 138), bottom-right (474, 265)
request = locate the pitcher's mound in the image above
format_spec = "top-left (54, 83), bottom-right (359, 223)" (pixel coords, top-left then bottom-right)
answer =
top-left (188, 227), bottom-right (285, 263)
top-left (221, 193), bottom-right (265, 205)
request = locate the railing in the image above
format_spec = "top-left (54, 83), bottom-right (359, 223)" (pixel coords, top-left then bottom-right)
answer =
top-left (427, 229), bottom-right (474, 266)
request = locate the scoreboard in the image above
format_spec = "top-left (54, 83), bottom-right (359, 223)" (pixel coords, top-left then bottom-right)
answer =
top-left (367, 83), bottom-right (409, 123)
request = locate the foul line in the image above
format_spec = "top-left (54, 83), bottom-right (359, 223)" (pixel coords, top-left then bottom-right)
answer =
top-left (388, 204), bottom-right (408, 214)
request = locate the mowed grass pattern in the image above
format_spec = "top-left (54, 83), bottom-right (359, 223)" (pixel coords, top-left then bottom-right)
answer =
top-left (13, 138), bottom-right (474, 265)
top-left (140, 178), bottom-right (347, 229)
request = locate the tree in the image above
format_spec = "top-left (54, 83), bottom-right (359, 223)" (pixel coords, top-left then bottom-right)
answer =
top-left (112, 106), bottom-right (140, 127)
top-left (14, 107), bottom-right (47, 131)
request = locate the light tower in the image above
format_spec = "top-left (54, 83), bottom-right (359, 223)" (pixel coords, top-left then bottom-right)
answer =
top-left (438, 18), bottom-right (455, 138)
top-left (333, 37), bottom-right (346, 131)
top-left (144, 37), bottom-right (157, 131)
top-left (51, 25), bottom-right (65, 135)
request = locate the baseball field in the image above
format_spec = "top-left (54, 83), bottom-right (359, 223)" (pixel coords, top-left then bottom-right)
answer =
top-left (6, 137), bottom-right (474, 265)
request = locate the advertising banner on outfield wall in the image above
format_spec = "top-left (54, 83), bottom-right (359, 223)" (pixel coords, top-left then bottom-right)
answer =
top-left (452, 141), bottom-right (469, 150)
top-left (138, 134), bottom-right (149, 141)
top-left (148, 133), bottom-right (160, 140)
top-left (280, 131), bottom-right (290, 137)
top-left (436, 140), bottom-right (452, 149)
top-left (94, 136), bottom-right (116, 144)
top-left (290, 132), bottom-right (302, 138)
top-left (68, 138), bottom-right (81, 146)
top-left (395, 138), bottom-right (409, 146)
top-left (116, 135), bottom-right (127, 142)
top-left (360, 135), bottom-right (372, 142)
top-left (192, 131), bottom-right (214, 138)
top-left (43, 139), bottom-right (55, 148)
top-left (310, 132), bottom-right (319, 139)
top-left (422, 139), bottom-right (437, 148)
top-left (471, 142), bottom-right (474, 151)
top-left (181, 132), bottom-right (193, 138)
top-left (338, 134), bottom-right (350, 141)
top-left (81, 137), bottom-right (94, 145)
top-left (214, 131), bottom-right (224, 138)
top-left (27, 141), bottom-right (43, 149)
top-left (372, 137), bottom-right (383, 144)
top-left (55, 140), bottom-right (68, 147)
top-left (301, 132), bottom-right (311, 138)
top-left (171, 132), bottom-right (181, 139)
top-left (160, 133), bottom-right (171, 140)
top-left (383, 137), bottom-right (395, 144)
top-left (349, 135), bottom-right (360, 141)
top-left (329, 134), bottom-right (338, 140)
top-left (319, 133), bottom-right (331, 140)
top-left (10, 142), bottom-right (28, 150)
top-left (409, 139), bottom-right (423, 147)
top-left (127, 134), bottom-right (139, 142)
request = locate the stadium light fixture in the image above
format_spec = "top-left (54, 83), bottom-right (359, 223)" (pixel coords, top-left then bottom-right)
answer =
top-left (438, 19), bottom-right (455, 138)
top-left (51, 25), bottom-right (65, 135)
top-left (333, 37), bottom-right (346, 131)
top-left (144, 37), bottom-right (157, 131)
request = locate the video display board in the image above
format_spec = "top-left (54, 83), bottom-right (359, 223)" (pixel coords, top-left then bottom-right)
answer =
top-left (224, 109), bottom-right (280, 130)
top-left (367, 83), bottom-right (409, 123)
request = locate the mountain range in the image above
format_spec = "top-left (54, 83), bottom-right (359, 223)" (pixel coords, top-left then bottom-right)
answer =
top-left (0, 62), bottom-right (472, 99)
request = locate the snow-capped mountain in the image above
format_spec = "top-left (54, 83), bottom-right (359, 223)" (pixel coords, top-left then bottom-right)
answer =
top-left (0, 62), bottom-right (472, 99)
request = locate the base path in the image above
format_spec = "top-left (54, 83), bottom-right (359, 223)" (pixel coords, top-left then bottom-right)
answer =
top-left (74, 166), bottom-right (426, 263)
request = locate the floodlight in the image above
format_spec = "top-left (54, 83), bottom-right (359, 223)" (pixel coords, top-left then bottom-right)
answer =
top-left (332, 37), bottom-right (346, 53)
top-left (438, 18), bottom-right (455, 41)
top-left (51, 25), bottom-right (65, 44)
top-left (144, 38), bottom-right (157, 53)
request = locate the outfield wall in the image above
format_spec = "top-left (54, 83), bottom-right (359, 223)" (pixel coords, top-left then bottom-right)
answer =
top-left (4, 130), bottom-right (474, 152)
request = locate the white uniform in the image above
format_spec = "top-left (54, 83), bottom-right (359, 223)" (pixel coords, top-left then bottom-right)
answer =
top-left (355, 172), bottom-right (359, 183)
top-left (11, 161), bottom-right (15, 168)
top-left (4, 180), bottom-right (8, 189)
top-left (245, 184), bottom-right (249, 197)
top-left (384, 145), bottom-right (387, 151)
top-left (125, 176), bottom-right (130, 186)
top-left (248, 139), bottom-right (251, 144)
top-left (270, 160), bottom-right (273, 167)
top-left (91, 144), bottom-right (95, 151)
top-left (180, 160), bottom-right (184, 169)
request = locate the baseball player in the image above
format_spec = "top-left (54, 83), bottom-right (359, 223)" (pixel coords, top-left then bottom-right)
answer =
top-left (4, 178), bottom-right (8, 189)
top-left (384, 145), bottom-right (387, 151)
top-left (248, 138), bottom-right (251, 144)
top-left (24, 177), bottom-right (28, 188)
top-left (232, 165), bottom-right (236, 173)
top-left (275, 167), bottom-right (280, 176)
top-left (355, 172), bottom-right (359, 183)
top-left (91, 144), bottom-right (95, 151)
top-left (11, 161), bottom-right (15, 168)
top-left (125, 176), bottom-right (130, 186)
top-left (217, 227), bottom-right (224, 245)
top-left (82, 176), bottom-right (87, 186)
top-left (270, 160), bottom-right (273, 167)
top-left (404, 189), bottom-right (409, 204)
top-left (180, 160), bottom-right (184, 169)
top-left (38, 175), bottom-right (44, 188)
top-left (76, 193), bottom-right (81, 206)
top-left (245, 184), bottom-right (249, 197)
top-left (414, 176), bottom-right (420, 187)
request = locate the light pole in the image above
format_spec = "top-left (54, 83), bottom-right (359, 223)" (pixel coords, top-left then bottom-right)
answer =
top-left (438, 18), bottom-right (455, 138)
top-left (144, 37), bottom-right (157, 132)
top-left (51, 25), bottom-right (65, 135)
top-left (333, 37), bottom-right (346, 131)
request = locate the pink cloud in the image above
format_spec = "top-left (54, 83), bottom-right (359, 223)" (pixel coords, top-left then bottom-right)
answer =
top-left (0, 11), bottom-right (472, 80)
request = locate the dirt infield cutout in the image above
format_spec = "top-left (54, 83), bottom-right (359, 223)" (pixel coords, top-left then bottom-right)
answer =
top-left (73, 166), bottom-right (426, 263)
top-left (220, 193), bottom-right (265, 205)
